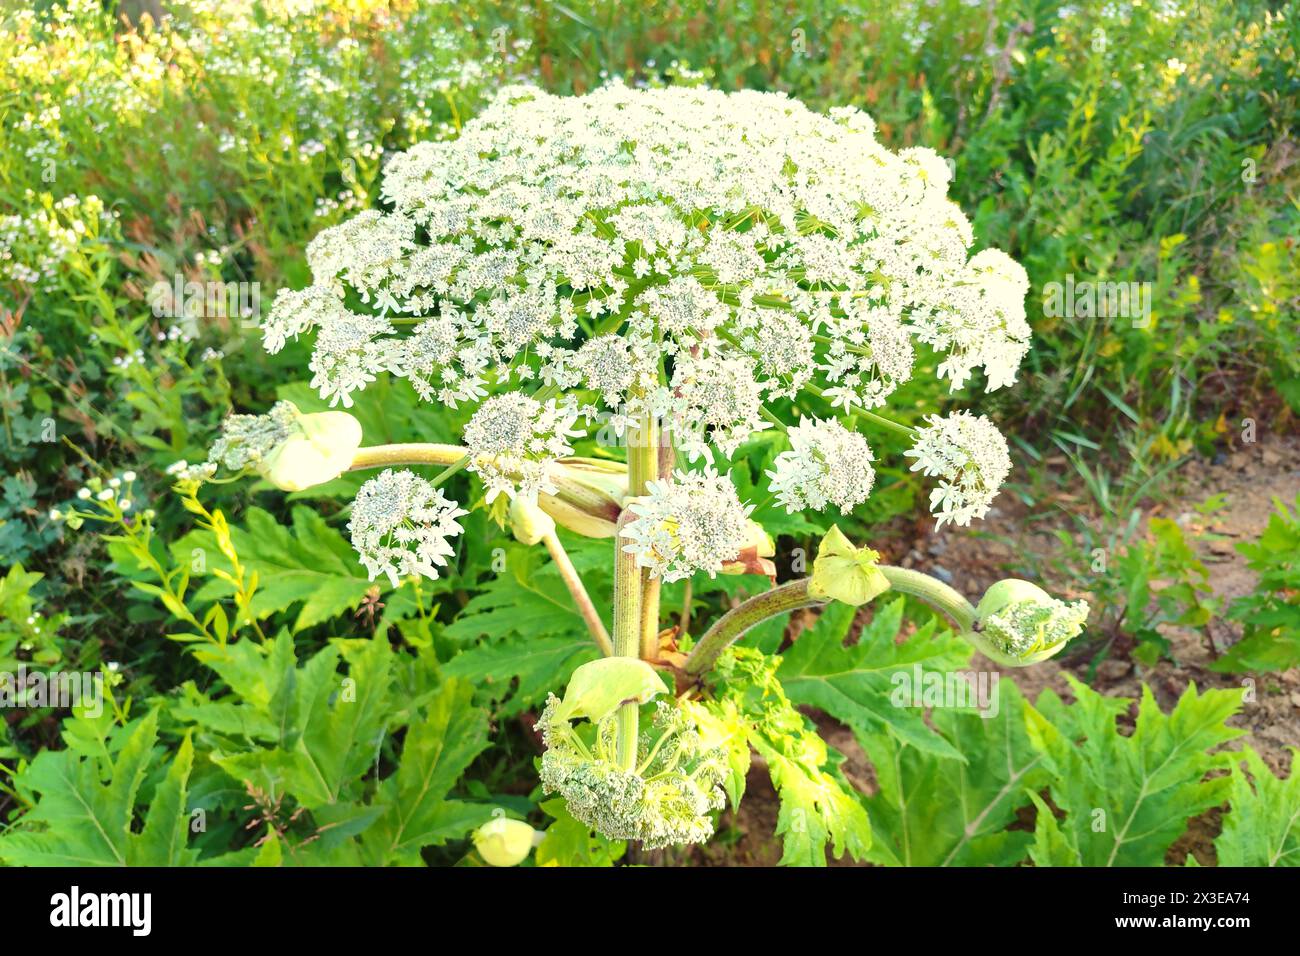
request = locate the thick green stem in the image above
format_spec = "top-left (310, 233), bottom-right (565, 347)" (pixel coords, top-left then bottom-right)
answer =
top-left (684, 580), bottom-right (823, 678)
top-left (612, 412), bottom-right (659, 771)
top-left (877, 566), bottom-right (977, 630)
top-left (682, 566), bottom-right (979, 679)
top-left (350, 443), bottom-right (467, 470)
top-left (611, 513), bottom-right (643, 771)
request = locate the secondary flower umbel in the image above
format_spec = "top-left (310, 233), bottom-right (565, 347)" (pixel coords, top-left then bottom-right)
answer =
top-left (348, 468), bottom-right (467, 587)
top-left (620, 466), bottom-right (752, 582)
top-left (904, 411), bottom-right (1012, 527)
top-left (769, 418), bottom-right (876, 514)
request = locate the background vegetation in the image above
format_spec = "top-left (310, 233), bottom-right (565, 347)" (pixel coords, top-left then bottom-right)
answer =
top-left (0, 0), bottom-right (1296, 866)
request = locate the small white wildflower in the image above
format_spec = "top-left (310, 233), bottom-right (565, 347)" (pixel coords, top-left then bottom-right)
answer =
top-left (48, 508), bottom-right (62, 521)
top-left (164, 461), bottom-right (189, 477)
top-left (904, 411), bottom-right (1011, 527)
top-left (769, 418), bottom-right (876, 514)
top-left (108, 477), bottom-right (121, 489)
top-left (177, 462), bottom-right (219, 482)
top-left (95, 489), bottom-right (114, 502)
top-left (348, 468), bottom-right (468, 587)
top-left (76, 487), bottom-right (92, 500)
top-left (463, 394), bottom-right (584, 502)
top-left (121, 470), bottom-right (137, 483)
top-left (621, 466), bottom-right (752, 582)
top-left (118, 499), bottom-right (132, 511)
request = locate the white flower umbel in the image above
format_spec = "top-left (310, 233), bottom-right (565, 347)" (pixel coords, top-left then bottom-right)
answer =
top-left (265, 84), bottom-right (1029, 446)
top-left (620, 466), bottom-right (752, 582)
top-left (904, 411), bottom-right (1012, 528)
top-left (348, 468), bottom-right (468, 587)
top-left (769, 418), bottom-right (876, 514)
top-left (462, 394), bottom-right (583, 501)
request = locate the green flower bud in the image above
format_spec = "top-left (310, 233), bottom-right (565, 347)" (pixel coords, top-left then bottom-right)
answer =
top-left (540, 458), bottom-right (628, 539)
top-left (973, 579), bottom-right (1089, 664)
top-left (205, 401), bottom-right (362, 491)
top-left (258, 409), bottom-right (362, 491)
top-left (508, 494), bottom-right (557, 545)
top-left (473, 817), bottom-right (539, 867)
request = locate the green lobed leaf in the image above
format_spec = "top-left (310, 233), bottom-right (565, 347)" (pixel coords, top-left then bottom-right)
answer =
top-left (1024, 676), bottom-right (1245, 866)
top-left (778, 598), bottom-right (971, 760)
top-left (0, 710), bottom-right (199, 867)
top-left (361, 678), bottom-right (494, 865)
top-left (708, 647), bottom-right (870, 866)
top-left (860, 680), bottom-right (1045, 866)
top-left (1215, 747), bottom-right (1300, 867)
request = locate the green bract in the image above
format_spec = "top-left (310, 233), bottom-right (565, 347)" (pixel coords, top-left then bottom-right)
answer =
top-left (472, 817), bottom-right (539, 867)
top-left (808, 525), bottom-right (890, 606)
top-left (974, 579), bottom-right (1089, 664)
top-left (555, 658), bottom-right (669, 723)
top-left (259, 409), bottom-right (362, 492)
top-left (205, 400), bottom-right (362, 492)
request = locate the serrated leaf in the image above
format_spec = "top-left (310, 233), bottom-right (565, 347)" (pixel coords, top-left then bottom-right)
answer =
top-left (1024, 676), bottom-right (1245, 866)
top-left (860, 680), bottom-right (1044, 866)
top-left (443, 634), bottom-right (599, 716)
top-left (286, 638), bottom-right (393, 808)
top-left (0, 711), bottom-right (198, 867)
top-left (709, 647), bottom-right (870, 866)
top-left (779, 599), bottom-right (971, 759)
top-left (361, 679), bottom-right (493, 865)
top-left (191, 506), bottom-right (376, 631)
top-left (1215, 747), bottom-right (1300, 866)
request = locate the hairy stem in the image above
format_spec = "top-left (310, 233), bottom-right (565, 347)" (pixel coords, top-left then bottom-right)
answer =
top-left (612, 512), bottom-right (643, 771)
top-left (613, 412), bottom-right (660, 770)
top-left (684, 580), bottom-right (823, 678)
top-left (877, 566), bottom-right (977, 630)
top-left (682, 566), bottom-right (980, 678)
top-left (636, 417), bottom-right (664, 660)
top-left (350, 443), bottom-right (467, 470)
top-left (543, 530), bottom-right (614, 657)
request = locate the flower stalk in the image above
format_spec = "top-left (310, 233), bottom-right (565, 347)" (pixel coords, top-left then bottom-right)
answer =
top-left (542, 530), bottom-right (614, 657)
top-left (682, 566), bottom-right (979, 679)
top-left (611, 511), bottom-right (644, 771)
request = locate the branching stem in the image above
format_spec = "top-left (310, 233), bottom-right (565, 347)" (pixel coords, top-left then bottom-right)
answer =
top-left (682, 566), bottom-right (979, 678)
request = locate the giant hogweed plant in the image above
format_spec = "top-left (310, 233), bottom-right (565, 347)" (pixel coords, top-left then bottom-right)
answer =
top-left (172, 85), bottom-right (1097, 857)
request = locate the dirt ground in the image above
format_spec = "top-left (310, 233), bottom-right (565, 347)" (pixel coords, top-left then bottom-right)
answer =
top-left (677, 432), bottom-right (1300, 867)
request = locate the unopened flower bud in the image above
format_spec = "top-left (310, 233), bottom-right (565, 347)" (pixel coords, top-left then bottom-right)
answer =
top-left (539, 458), bottom-right (628, 539)
top-left (473, 817), bottom-right (539, 867)
top-left (206, 401), bottom-right (362, 491)
top-left (973, 579), bottom-right (1088, 665)
top-left (259, 409), bottom-right (362, 491)
top-left (508, 495), bottom-right (556, 545)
